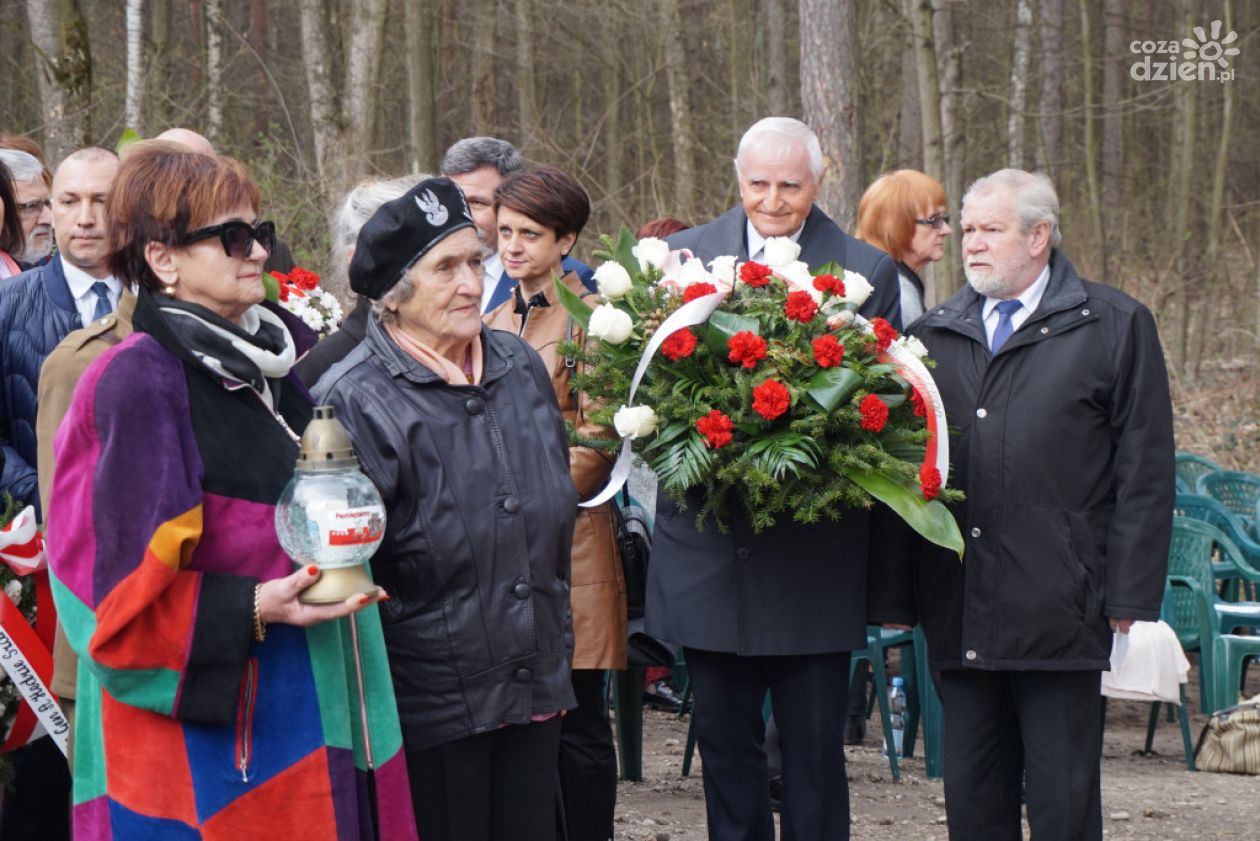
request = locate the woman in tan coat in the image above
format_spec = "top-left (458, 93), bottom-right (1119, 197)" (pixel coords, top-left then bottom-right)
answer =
top-left (483, 166), bottom-right (625, 841)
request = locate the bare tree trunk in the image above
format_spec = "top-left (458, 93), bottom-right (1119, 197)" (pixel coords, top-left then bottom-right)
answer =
top-left (437, 0), bottom-right (459, 146)
top-left (898, 0), bottom-right (922, 168)
top-left (149, 0), bottom-right (172, 128)
top-left (1078, 0), bottom-right (1104, 279)
top-left (662, 0), bottom-right (696, 221)
top-left (765, 0), bottom-right (787, 111)
top-left (514, 0), bottom-right (538, 156)
top-left (343, 0), bottom-right (387, 175)
top-left (800, 0), bottom-right (861, 231)
top-left (26, 0), bottom-right (93, 161)
top-left (1169, 0), bottom-right (1198, 375)
top-left (934, 0), bottom-right (964, 299)
top-left (188, 0), bottom-right (205, 101)
top-left (1101, 0), bottom-right (1125, 281)
top-left (125, 0), bottom-right (145, 132)
top-left (249, 0), bottom-right (269, 141)
top-left (602, 28), bottom-right (623, 206)
top-left (1007, 0), bottom-right (1032, 168)
top-left (471, 0), bottom-right (497, 134)
top-left (1037, 0), bottom-right (1064, 180)
top-left (405, 0), bottom-right (439, 172)
top-left (205, 0), bottom-right (224, 145)
top-left (911, 0), bottom-right (943, 184)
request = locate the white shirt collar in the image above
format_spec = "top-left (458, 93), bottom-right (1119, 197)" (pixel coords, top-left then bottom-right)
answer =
top-left (982, 262), bottom-right (1051, 324)
top-left (746, 220), bottom-right (805, 263)
top-left (60, 255), bottom-right (119, 300)
top-left (479, 251), bottom-right (505, 312)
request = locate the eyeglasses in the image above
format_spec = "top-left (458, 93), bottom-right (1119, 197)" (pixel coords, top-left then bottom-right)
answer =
top-left (182, 220), bottom-right (276, 259)
top-left (15, 199), bottom-right (51, 218)
top-left (915, 213), bottom-right (951, 229)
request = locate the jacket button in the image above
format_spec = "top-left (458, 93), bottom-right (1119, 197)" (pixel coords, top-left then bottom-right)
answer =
top-left (503, 497), bottom-right (520, 513)
top-left (1081, 308), bottom-right (1090, 316)
top-left (1040, 327), bottom-right (1049, 334)
top-left (975, 408), bottom-right (987, 418)
top-left (464, 397), bottom-right (484, 415)
top-left (736, 548), bottom-right (751, 561)
top-left (512, 582), bottom-right (530, 599)
top-left (970, 527), bottom-right (982, 538)
top-left (515, 667), bottom-right (532, 682)
top-left (965, 649), bottom-right (978, 661)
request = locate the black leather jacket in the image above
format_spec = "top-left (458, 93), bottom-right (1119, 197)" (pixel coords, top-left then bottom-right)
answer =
top-left (313, 316), bottom-right (577, 751)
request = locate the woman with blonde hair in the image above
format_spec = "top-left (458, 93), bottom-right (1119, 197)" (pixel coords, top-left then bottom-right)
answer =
top-left (855, 169), bottom-right (951, 327)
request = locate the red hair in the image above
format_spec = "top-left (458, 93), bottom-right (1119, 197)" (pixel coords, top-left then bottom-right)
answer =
top-left (855, 170), bottom-right (946, 264)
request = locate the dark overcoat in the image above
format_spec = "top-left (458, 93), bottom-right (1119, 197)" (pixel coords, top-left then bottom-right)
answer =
top-left (869, 250), bottom-right (1175, 670)
top-left (646, 204), bottom-right (901, 655)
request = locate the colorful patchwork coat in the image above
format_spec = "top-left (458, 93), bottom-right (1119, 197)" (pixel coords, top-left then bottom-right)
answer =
top-left (45, 294), bottom-right (416, 840)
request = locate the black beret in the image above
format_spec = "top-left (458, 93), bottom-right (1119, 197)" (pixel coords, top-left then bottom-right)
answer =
top-left (349, 176), bottom-right (476, 300)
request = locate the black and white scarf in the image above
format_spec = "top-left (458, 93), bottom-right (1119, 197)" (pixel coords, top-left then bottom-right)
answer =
top-left (157, 298), bottom-right (296, 406)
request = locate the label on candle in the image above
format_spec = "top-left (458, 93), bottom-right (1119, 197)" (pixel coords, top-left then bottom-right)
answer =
top-left (310, 505), bottom-right (386, 567)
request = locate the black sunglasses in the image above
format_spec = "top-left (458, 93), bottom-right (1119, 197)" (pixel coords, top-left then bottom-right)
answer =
top-left (182, 220), bottom-right (276, 259)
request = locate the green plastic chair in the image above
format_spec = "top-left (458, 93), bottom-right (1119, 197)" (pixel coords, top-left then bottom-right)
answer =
top-left (1175, 452), bottom-right (1221, 494)
top-left (1200, 471), bottom-right (1260, 536)
top-left (1166, 573), bottom-right (1260, 714)
top-left (1174, 493), bottom-right (1260, 600)
top-left (1166, 517), bottom-right (1260, 637)
top-left (848, 626), bottom-right (915, 782)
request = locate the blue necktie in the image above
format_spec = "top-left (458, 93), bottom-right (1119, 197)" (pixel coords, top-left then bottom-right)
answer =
top-left (990, 299), bottom-right (1022, 353)
top-left (90, 282), bottom-right (113, 322)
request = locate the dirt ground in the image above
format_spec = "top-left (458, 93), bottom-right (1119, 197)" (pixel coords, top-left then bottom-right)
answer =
top-left (613, 665), bottom-right (1260, 841)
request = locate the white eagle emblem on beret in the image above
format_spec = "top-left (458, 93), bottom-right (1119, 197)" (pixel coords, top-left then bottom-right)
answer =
top-left (415, 190), bottom-right (449, 226)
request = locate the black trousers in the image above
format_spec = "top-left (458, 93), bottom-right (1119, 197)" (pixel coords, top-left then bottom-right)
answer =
top-left (0, 737), bottom-right (71, 841)
top-left (685, 648), bottom-right (851, 841)
top-left (558, 669), bottom-right (618, 841)
top-left (939, 669), bottom-right (1103, 841)
top-left (406, 717), bottom-right (562, 841)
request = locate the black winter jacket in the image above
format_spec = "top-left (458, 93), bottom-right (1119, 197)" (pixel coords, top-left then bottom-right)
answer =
top-left (0, 257), bottom-right (82, 512)
top-left (870, 250), bottom-right (1175, 670)
top-left (313, 317), bottom-right (578, 751)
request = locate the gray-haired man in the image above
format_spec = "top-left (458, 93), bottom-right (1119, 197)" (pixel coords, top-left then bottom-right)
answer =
top-left (0, 149), bottom-right (53, 268)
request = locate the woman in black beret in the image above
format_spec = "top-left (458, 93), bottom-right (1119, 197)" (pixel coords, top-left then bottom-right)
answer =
top-left (312, 177), bottom-right (577, 841)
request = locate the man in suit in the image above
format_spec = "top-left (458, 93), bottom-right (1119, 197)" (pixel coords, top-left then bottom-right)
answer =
top-left (651, 117), bottom-right (900, 841)
top-left (440, 137), bottom-right (593, 312)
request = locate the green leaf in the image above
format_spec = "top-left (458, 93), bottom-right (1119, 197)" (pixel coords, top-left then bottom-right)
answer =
top-left (813, 260), bottom-right (843, 277)
top-left (876, 393), bottom-right (907, 409)
top-left (842, 468), bottom-right (964, 557)
top-left (806, 367), bottom-right (862, 412)
top-left (602, 228), bottom-right (640, 278)
top-left (705, 310), bottom-right (760, 357)
top-left (115, 127), bottom-right (142, 154)
top-left (262, 272), bottom-right (281, 303)
top-left (553, 274), bottom-right (594, 331)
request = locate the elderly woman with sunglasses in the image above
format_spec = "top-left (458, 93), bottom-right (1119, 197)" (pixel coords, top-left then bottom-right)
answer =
top-left (855, 169), bottom-right (952, 328)
top-left (313, 177), bottom-right (577, 841)
top-left (45, 144), bottom-right (417, 841)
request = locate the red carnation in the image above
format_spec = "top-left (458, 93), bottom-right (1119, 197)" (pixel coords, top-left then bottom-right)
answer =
top-left (661, 328), bottom-right (698, 361)
top-left (812, 274), bottom-right (846, 297)
top-left (752, 379), bottom-right (791, 421)
top-left (739, 261), bottom-right (773, 287)
top-left (727, 331), bottom-right (768, 369)
top-left (911, 388), bottom-right (927, 417)
top-left (290, 267), bottom-right (321, 291)
top-left (682, 282), bottom-right (718, 304)
top-left (859, 394), bottom-right (889, 432)
top-left (812, 334), bottom-right (844, 368)
top-left (696, 410), bottom-right (734, 449)
top-left (920, 464), bottom-right (942, 501)
top-left (870, 317), bottom-right (898, 351)
top-left (784, 290), bottom-right (818, 323)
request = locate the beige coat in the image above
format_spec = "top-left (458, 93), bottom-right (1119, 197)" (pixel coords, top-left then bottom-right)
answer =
top-left (37, 289), bottom-right (136, 699)
top-left (485, 272), bottom-right (627, 670)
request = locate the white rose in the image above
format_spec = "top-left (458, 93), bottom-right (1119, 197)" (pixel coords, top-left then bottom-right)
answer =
top-left (587, 304), bottom-right (634, 344)
top-left (841, 271), bottom-right (873, 306)
top-left (5, 579), bottom-right (23, 605)
top-left (900, 335), bottom-right (929, 358)
top-left (762, 237), bottom-right (801, 269)
top-left (826, 310), bottom-right (856, 330)
top-left (594, 262), bottom-right (634, 301)
top-left (709, 255), bottom-right (737, 285)
top-left (778, 260), bottom-right (816, 296)
top-left (614, 405), bottom-right (659, 439)
top-left (631, 238), bottom-right (670, 273)
top-left (677, 257), bottom-right (711, 288)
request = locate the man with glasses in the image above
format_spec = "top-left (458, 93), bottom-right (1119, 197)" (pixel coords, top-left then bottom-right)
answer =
top-left (0, 149), bottom-right (54, 268)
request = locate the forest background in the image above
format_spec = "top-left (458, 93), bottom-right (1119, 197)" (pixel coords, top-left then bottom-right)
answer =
top-left (1, 0), bottom-right (1256, 469)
